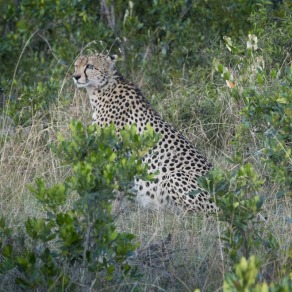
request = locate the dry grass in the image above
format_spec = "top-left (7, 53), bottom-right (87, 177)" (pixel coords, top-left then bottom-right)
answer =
top-left (0, 78), bottom-right (291, 291)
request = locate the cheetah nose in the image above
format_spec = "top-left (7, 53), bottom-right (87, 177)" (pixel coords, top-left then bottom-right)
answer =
top-left (73, 74), bottom-right (81, 81)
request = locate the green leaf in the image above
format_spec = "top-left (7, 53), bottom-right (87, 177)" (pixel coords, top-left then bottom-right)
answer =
top-left (217, 63), bottom-right (224, 74)
top-left (276, 97), bottom-right (288, 104)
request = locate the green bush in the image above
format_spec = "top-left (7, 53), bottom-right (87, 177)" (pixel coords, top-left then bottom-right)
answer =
top-left (223, 255), bottom-right (292, 292)
top-left (199, 163), bottom-right (267, 264)
top-left (214, 31), bottom-right (292, 196)
top-left (0, 121), bottom-right (159, 290)
top-left (201, 20), bottom-right (292, 289)
top-left (2, 0), bottom-right (285, 125)
top-left (6, 80), bottom-right (60, 126)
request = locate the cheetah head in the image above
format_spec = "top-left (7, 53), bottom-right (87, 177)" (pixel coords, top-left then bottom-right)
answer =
top-left (73, 53), bottom-right (118, 89)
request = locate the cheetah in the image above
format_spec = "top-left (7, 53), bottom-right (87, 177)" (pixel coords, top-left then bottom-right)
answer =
top-left (73, 53), bottom-right (218, 214)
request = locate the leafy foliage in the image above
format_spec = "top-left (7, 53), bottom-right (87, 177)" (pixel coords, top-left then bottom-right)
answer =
top-left (199, 14), bottom-right (292, 289)
top-left (2, 0), bottom-right (288, 124)
top-left (6, 80), bottom-right (60, 126)
top-left (199, 164), bottom-right (267, 264)
top-left (214, 31), bottom-right (292, 196)
top-left (0, 121), bottom-right (159, 290)
top-left (224, 256), bottom-right (292, 292)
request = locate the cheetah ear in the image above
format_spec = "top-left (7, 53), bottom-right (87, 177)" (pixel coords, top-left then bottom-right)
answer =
top-left (107, 54), bottom-right (118, 64)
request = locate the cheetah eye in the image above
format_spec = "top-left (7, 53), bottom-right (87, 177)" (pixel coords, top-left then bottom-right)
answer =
top-left (86, 64), bottom-right (94, 70)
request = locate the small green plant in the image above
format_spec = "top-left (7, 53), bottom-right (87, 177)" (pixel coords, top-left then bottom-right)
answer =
top-left (6, 80), bottom-right (60, 126)
top-left (199, 163), bottom-right (267, 264)
top-left (0, 121), bottom-right (159, 290)
top-left (223, 255), bottom-right (292, 292)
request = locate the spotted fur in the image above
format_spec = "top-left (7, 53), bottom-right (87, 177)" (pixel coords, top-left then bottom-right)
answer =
top-left (73, 53), bottom-right (218, 213)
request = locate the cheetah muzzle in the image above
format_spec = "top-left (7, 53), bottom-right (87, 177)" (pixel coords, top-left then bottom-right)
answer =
top-left (73, 53), bottom-right (218, 214)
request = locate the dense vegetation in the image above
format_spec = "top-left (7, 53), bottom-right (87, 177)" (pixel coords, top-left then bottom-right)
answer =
top-left (0, 0), bottom-right (291, 291)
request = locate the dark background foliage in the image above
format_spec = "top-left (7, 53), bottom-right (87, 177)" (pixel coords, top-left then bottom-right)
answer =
top-left (0, 0), bottom-right (289, 99)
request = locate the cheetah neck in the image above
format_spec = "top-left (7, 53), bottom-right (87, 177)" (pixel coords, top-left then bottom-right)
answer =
top-left (86, 71), bottom-right (125, 110)
top-left (86, 71), bottom-right (121, 103)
